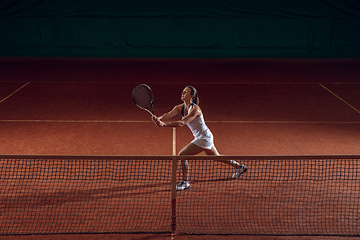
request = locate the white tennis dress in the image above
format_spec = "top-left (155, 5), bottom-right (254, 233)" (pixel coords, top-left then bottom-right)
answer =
top-left (182, 103), bottom-right (214, 150)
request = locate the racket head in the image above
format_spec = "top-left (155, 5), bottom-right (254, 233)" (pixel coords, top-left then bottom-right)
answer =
top-left (132, 84), bottom-right (155, 114)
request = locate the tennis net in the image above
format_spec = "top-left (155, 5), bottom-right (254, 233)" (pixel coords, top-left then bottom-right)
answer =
top-left (0, 155), bottom-right (359, 236)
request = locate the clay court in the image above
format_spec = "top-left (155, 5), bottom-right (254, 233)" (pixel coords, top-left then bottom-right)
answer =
top-left (1, 58), bottom-right (360, 239)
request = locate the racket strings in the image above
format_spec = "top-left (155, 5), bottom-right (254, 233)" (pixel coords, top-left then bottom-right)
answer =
top-left (133, 85), bottom-right (153, 109)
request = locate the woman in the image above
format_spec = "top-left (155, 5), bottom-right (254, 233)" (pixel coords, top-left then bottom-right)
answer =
top-left (152, 85), bottom-right (247, 191)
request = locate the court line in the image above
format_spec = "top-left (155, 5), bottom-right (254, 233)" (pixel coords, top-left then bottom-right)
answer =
top-left (0, 119), bottom-right (359, 124)
top-left (320, 84), bottom-right (360, 114)
top-left (0, 120), bottom-right (151, 123)
top-left (2, 81), bottom-right (360, 85)
top-left (210, 120), bottom-right (360, 124)
top-left (0, 82), bottom-right (30, 104)
top-left (172, 128), bottom-right (176, 156)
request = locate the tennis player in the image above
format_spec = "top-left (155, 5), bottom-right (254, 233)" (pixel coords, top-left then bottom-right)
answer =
top-left (152, 85), bottom-right (248, 191)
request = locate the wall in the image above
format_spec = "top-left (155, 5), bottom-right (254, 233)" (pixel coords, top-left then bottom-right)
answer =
top-left (0, 0), bottom-right (360, 57)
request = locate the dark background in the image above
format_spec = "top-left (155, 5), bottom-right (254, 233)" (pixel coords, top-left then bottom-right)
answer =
top-left (1, 0), bottom-right (360, 58)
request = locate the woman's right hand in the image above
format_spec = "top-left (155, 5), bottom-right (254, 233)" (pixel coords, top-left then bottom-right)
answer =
top-left (152, 116), bottom-right (165, 127)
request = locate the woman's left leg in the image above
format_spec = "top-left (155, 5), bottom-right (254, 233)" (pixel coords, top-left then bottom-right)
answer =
top-left (204, 145), bottom-right (241, 168)
top-left (205, 145), bottom-right (247, 178)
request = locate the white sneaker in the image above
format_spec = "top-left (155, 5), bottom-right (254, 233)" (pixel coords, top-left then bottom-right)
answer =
top-left (232, 165), bottom-right (248, 179)
top-left (176, 180), bottom-right (191, 191)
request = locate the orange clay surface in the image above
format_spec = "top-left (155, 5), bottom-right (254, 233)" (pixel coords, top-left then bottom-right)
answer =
top-left (0, 57), bottom-right (360, 240)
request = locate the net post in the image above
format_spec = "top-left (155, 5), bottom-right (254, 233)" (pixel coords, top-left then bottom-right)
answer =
top-left (171, 155), bottom-right (177, 234)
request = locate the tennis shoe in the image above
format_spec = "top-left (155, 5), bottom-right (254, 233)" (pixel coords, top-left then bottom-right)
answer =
top-left (176, 180), bottom-right (190, 191)
top-left (232, 164), bottom-right (248, 179)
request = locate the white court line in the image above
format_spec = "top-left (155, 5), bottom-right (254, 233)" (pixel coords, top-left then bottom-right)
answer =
top-left (320, 84), bottom-right (360, 114)
top-left (0, 82), bottom-right (30, 104)
top-left (207, 120), bottom-right (360, 124)
top-left (0, 119), bottom-right (359, 124)
top-left (2, 81), bottom-right (360, 84)
top-left (172, 127), bottom-right (176, 156)
top-left (0, 120), bottom-right (150, 123)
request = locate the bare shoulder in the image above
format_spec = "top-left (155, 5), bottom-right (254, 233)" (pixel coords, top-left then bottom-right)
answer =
top-left (168, 104), bottom-right (183, 115)
top-left (191, 104), bottom-right (202, 116)
top-left (174, 103), bottom-right (183, 111)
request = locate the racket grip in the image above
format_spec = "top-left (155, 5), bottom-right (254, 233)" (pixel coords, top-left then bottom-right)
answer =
top-left (152, 115), bottom-right (158, 123)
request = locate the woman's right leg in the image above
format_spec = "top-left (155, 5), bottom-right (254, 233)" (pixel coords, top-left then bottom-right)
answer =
top-left (178, 143), bottom-right (204, 181)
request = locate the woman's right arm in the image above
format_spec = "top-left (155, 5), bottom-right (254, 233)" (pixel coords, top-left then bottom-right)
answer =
top-left (157, 105), bottom-right (181, 121)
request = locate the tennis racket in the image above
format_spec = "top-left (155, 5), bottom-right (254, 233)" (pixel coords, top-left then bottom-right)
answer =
top-left (132, 84), bottom-right (155, 116)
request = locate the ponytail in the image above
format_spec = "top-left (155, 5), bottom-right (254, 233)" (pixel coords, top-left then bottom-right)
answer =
top-left (186, 85), bottom-right (199, 105)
